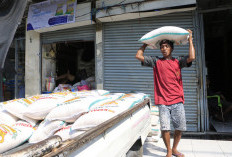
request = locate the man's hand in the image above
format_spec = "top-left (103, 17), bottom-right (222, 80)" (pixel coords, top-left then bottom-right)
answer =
top-left (187, 29), bottom-right (193, 41)
top-left (136, 44), bottom-right (147, 62)
top-left (186, 29), bottom-right (195, 63)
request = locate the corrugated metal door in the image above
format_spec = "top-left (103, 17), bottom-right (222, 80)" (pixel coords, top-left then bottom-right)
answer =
top-left (103, 11), bottom-right (200, 131)
top-left (41, 25), bottom-right (95, 44)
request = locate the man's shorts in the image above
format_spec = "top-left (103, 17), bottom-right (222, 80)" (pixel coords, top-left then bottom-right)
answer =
top-left (158, 102), bottom-right (186, 131)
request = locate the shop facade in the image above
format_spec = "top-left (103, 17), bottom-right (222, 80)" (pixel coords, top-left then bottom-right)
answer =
top-left (25, 0), bottom-right (207, 132)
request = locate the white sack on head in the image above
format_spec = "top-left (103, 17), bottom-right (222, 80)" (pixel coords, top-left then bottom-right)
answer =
top-left (29, 120), bottom-right (66, 143)
top-left (139, 26), bottom-right (189, 49)
top-left (0, 121), bottom-right (34, 153)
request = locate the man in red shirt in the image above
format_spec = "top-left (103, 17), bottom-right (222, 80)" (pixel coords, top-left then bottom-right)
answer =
top-left (136, 29), bottom-right (195, 157)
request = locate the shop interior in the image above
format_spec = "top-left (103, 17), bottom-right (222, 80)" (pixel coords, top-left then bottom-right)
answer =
top-left (2, 39), bottom-right (25, 101)
top-left (204, 10), bottom-right (232, 132)
top-left (42, 41), bottom-right (95, 93)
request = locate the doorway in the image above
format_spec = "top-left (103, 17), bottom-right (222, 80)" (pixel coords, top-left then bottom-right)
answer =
top-left (204, 10), bottom-right (232, 132)
top-left (42, 41), bottom-right (95, 93)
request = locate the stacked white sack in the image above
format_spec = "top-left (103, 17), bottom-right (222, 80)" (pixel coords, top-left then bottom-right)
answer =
top-left (0, 121), bottom-right (34, 153)
top-left (0, 103), bottom-right (18, 126)
top-left (73, 89), bottom-right (110, 97)
top-left (45, 93), bottom-right (124, 123)
top-left (72, 93), bottom-right (149, 130)
top-left (146, 105), bottom-right (161, 142)
top-left (54, 125), bottom-right (85, 141)
top-left (3, 98), bottom-right (38, 126)
top-left (139, 26), bottom-right (189, 49)
top-left (29, 120), bottom-right (66, 143)
top-left (24, 92), bottom-right (77, 120)
top-left (89, 93), bottom-right (149, 110)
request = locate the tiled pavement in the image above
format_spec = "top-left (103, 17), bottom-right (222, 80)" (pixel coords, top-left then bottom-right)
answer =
top-left (143, 134), bottom-right (232, 157)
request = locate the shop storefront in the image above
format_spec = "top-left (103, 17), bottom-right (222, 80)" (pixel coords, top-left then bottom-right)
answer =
top-left (40, 25), bottom-right (96, 93)
top-left (102, 10), bottom-right (203, 132)
top-left (25, 0), bottom-right (207, 132)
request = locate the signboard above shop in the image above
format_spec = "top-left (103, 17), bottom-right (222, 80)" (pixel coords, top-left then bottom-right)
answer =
top-left (27, 0), bottom-right (77, 31)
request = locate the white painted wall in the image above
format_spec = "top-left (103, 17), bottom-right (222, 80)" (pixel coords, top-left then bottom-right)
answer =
top-left (25, 30), bottom-right (41, 97)
top-left (96, 0), bottom-right (196, 18)
top-left (97, 7), bottom-right (196, 22)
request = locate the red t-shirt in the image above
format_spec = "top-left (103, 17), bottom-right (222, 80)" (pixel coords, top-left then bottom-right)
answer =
top-left (142, 56), bottom-right (192, 105)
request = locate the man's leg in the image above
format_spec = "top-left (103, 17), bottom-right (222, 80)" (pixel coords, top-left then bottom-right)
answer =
top-left (158, 105), bottom-right (172, 157)
top-left (171, 103), bottom-right (186, 157)
top-left (172, 130), bottom-right (183, 156)
top-left (162, 130), bottom-right (172, 157)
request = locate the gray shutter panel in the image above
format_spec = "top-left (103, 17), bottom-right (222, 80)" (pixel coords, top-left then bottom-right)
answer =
top-left (103, 11), bottom-right (199, 131)
top-left (41, 25), bottom-right (95, 44)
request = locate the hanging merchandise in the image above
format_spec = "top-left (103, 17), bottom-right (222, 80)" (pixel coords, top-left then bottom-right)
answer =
top-left (46, 77), bottom-right (55, 92)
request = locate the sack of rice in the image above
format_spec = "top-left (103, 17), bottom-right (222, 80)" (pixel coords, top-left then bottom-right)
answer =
top-left (72, 93), bottom-right (148, 130)
top-left (45, 93), bottom-right (124, 123)
top-left (3, 99), bottom-right (38, 126)
top-left (151, 124), bottom-right (161, 136)
top-left (0, 110), bottom-right (18, 126)
top-left (0, 121), bottom-right (34, 153)
top-left (71, 108), bottom-right (115, 130)
top-left (54, 125), bottom-right (84, 141)
top-left (0, 103), bottom-right (18, 126)
top-left (151, 105), bottom-right (159, 116)
top-left (139, 26), bottom-right (189, 49)
top-left (24, 92), bottom-right (77, 120)
top-left (73, 89), bottom-right (110, 97)
top-left (29, 120), bottom-right (66, 143)
top-left (151, 115), bottom-right (159, 126)
top-left (90, 93), bottom-right (149, 109)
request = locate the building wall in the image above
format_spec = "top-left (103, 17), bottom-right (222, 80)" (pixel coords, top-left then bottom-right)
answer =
top-left (25, 30), bottom-right (40, 97)
top-left (25, 0), bottom-right (197, 96)
top-left (95, 21), bottom-right (104, 89)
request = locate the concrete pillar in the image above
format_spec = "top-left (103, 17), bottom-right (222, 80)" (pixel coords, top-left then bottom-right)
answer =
top-left (95, 20), bottom-right (104, 89)
top-left (25, 30), bottom-right (41, 97)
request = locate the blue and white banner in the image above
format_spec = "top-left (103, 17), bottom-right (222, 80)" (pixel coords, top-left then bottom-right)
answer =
top-left (27, 0), bottom-right (77, 31)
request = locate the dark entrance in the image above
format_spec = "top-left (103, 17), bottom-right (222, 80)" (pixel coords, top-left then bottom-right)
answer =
top-left (203, 10), bottom-right (232, 132)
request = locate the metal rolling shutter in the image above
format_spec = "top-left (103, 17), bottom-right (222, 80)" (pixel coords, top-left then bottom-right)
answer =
top-left (103, 11), bottom-right (200, 131)
top-left (41, 25), bottom-right (95, 44)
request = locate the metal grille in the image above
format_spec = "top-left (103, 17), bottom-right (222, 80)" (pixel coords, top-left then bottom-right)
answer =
top-left (41, 25), bottom-right (95, 44)
top-left (103, 11), bottom-right (200, 131)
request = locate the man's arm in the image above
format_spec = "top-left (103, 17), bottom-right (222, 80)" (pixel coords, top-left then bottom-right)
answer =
top-left (136, 44), bottom-right (147, 62)
top-left (187, 29), bottom-right (195, 63)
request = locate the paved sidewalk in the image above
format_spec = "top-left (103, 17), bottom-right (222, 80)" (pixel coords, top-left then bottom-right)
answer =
top-left (143, 138), bottom-right (232, 157)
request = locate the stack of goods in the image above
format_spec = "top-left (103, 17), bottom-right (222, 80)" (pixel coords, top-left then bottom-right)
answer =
top-left (146, 105), bottom-right (161, 142)
top-left (0, 90), bottom-right (149, 154)
top-left (53, 76), bottom-right (95, 93)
